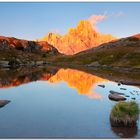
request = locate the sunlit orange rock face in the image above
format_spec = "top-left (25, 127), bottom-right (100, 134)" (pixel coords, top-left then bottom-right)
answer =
top-left (40, 20), bottom-right (116, 55)
top-left (49, 68), bottom-right (109, 99)
top-left (132, 34), bottom-right (140, 39)
top-left (0, 36), bottom-right (58, 53)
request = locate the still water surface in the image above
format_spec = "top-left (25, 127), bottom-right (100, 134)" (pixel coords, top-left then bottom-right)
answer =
top-left (0, 67), bottom-right (140, 138)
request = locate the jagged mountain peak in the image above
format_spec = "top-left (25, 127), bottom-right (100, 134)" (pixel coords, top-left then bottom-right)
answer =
top-left (40, 20), bottom-right (116, 55)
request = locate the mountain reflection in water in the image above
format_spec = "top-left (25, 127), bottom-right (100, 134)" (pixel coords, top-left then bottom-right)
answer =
top-left (0, 66), bottom-right (108, 100)
top-left (0, 66), bottom-right (140, 138)
top-left (48, 68), bottom-right (108, 99)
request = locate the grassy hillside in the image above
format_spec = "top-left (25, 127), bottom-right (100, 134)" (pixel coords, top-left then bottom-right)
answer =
top-left (47, 34), bottom-right (140, 69)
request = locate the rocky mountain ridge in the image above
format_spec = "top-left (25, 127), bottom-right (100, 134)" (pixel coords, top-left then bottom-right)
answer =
top-left (0, 36), bottom-right (60, 68)
top-left (47, 33), bottom-right (140, 69)
top-left (40, 20), bottom-right (116, 55)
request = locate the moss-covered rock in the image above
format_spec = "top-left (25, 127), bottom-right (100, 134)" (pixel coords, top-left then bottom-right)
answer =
top-left (110, 101), bottom-right (140, 127)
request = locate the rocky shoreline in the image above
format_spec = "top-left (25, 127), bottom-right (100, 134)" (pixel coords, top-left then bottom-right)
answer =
top-left (1, 59), bottom-right (140, 74)
top-left (0, 60), bottom-right (52, 68)
top-left (87, 64), bottom-right (140, 73)
top-left (45, 61), bottom-right (140, 73)
top-left (1, 59), bottom-right (140, 86)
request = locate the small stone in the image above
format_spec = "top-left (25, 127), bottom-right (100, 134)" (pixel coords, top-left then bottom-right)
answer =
top-left (87, 61), bottom-right (100, 67)
top-left (98, 85), bottom-right (105, 88)
top-left (125, 95), bottom-right (130, 97)
top-left (110, 90), bottom-right (125, 95)
top-left (0, 100), bottom-right (10, 108)
top-left (131, 97), bottom-right (136, 100)
top-left (118, 83), bottom-right (121, 86)
top-left (36, 61), bottom-right (44, 66)
top-left (130, 92), bottom-right (134, 95)
top-left (120, 88), bottom-right (127, 90)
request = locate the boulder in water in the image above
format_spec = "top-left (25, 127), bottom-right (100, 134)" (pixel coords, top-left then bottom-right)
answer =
top-left (108, 93), bottom-right (126, 101)
top-left (0, 100), bottom-right (10, 108)
top-left (110, 90), bottom-right (125, 95)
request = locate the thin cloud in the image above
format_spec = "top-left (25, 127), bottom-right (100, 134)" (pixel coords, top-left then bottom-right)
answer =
top-left (116, 11), bottom-right (124, 17)
top-left (87, 14), bottom-right (107, 31)
top-left (88, 14), bottom-right (107, 25)
top-left (87, 12), bottom-right (124, 31)
top-left (110, 11), bottom-right (124, 17)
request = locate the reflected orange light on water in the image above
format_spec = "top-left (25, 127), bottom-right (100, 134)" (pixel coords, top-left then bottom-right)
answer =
top-left (0, 68), bottom-right (109, 100)
top-left (49, 68), bottom-right (109, 99)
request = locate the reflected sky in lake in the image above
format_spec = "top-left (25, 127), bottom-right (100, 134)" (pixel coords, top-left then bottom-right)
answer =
top-left (0, 67), bottom-right (140, 138)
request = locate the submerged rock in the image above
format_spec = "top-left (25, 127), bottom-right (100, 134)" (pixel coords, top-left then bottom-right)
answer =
top-left (120, 88), bottom-right (127, 90)
top-left (125, 95), bottom-right (130, 97)
top-left (131, 97), bottom-right (136, 100)
top-left (130, 92), bottom-right (134, 95)
top-left (0, 100), bottom-right (10, 108)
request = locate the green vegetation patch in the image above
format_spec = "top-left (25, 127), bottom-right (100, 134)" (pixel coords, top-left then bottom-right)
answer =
top-left (98, 52), bottom-right (125, 65)
top-left (124, 53), bottom-right (140, 66)
top-left (110, 101), bottom-right (140, 127)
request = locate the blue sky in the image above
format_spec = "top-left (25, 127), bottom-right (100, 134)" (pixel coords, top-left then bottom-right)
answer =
top-left (0, 2), bottom-right (140, 40)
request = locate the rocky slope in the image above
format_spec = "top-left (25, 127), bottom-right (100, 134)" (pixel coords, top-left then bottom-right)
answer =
top-left (48, 34), bottom-right (140, 69)
top-left (0, 36), bottom-right (60, 68)
top-left (0, 36), bottom-right (58, 53)
top-left (79, 33), bottom-right (140, 54)
top-left (40, 20), bottom-right (116, 55)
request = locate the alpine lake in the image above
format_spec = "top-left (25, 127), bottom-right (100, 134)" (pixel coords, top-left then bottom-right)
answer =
top-left (0, 65), bottom-right (140, 138)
